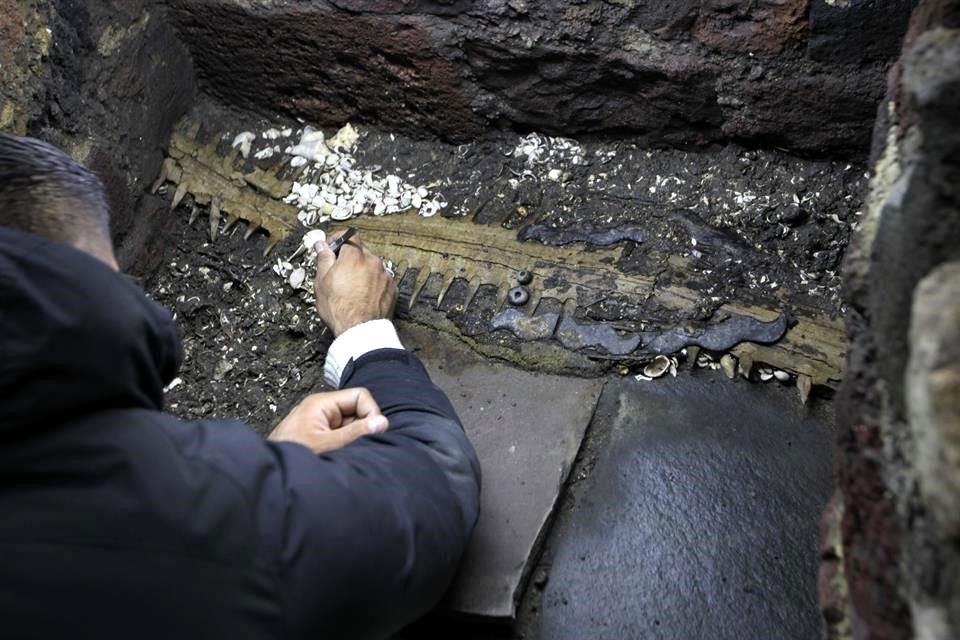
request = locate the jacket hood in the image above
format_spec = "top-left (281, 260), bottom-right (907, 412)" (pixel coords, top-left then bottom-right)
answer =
top-left (0, 226), bottom-right (182, 430)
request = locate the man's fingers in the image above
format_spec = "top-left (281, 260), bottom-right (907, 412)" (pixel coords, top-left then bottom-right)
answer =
top-left (327, 387), bottom-right (382, 420)
top-left (315, 241), bottom-right (336, 280)
top-left (357, 414), bottom-right (389, 434)
top-left (321, 415), bottom-right (388, 451)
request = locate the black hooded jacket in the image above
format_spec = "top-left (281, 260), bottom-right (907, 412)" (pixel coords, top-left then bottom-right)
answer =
top-left (0, 227), bottom-right (481, 639)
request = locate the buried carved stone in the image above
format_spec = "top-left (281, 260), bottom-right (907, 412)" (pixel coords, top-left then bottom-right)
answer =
top-left (156, 114), bottom-right (848, 392)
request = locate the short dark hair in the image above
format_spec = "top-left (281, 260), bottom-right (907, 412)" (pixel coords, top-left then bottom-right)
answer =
top-left (0, 133), bottom-right (111, 248)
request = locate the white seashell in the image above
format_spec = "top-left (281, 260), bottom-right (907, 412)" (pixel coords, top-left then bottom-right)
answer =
top-left (385, 204), bottom-right (401, 214)
top-left (720, 354), bottom-right (738, 379)
top-left (298, 209), bottom-right (318, 226)
top-left (547, 168), bottom-right (562, 181)
top-left (281, 127), bottom-right (293, 137)
top-left (288, 267), bottom-right (307, 289)
top-left (253, 146), bottom-right (275, 160)
top-left (352, 199), bottom-right (365, 214)
top-left (420, 201), bottom-right (440, 217)
top-left (383, 196), bottom-right (399, 206)
top-left (400, 191), bottom-right (412, 208)
top-left (386, 175), bottom-right (402, 197)
top-left (262, 128), bottom-right (282, 140)
top-left (231, 131), bottom-right (255, 158)
top-left (374, 201), bottom-right (386, 216)
top-left (642, 355), bottom-right (671, 379)
top-left (759, 367), bottom-right (774, 382)
top-left (300, 183), bottom-right (319, 199)
top-left (774, 369), bottom-right (791, 382)
top-left (411, 193), bottom-right (422, 209)
top-left (288, 126), bottom-right (328, 163)
top-left (331, 204), bottom-right (353, 221)
top-left (302, 229), bottom-right (327, 251)
top-left (290, 156), bottom-right (308, 168)
top-left (273, 259), bottom-right (294, 278)
top-left (417, 186), bottom-right (429, 198)
top-left (326, 123), bottom-right (359, 152)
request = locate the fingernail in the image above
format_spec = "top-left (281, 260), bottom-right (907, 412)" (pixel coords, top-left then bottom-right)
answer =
top-left (315, 242), bottom-right (330, 254)
top-left (367, 415), bottom-right (388, 434)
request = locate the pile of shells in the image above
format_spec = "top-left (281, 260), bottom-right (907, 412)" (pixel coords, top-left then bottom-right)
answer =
top-left (633, 355), bottom-right (679, 381)
top-left (509, 132), bottom-right (588, 185)
top-left (270, 230), bottom-right (329, 297)
top-left (630, 348), bottom-right (811, 403)
top-left (229, 123), bottom-right (448, 227)
top-left (278, 125), bottom-right (447, 225)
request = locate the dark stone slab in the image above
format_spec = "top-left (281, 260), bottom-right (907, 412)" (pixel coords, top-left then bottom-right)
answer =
top-left (536, 375), bottom-right (832, 640)
top-left (401, 324), bottom-right (603, 620)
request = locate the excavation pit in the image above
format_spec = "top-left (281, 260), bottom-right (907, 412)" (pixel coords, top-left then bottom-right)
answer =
top-left (4, 0), bottom-right (956, 638)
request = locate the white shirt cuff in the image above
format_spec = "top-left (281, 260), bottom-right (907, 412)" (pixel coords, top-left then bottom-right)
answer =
top-left (323, 319), bottom-right (405, 388)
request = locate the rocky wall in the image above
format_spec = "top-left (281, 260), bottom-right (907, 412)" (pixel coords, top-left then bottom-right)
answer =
top-left (0, 0), bottom-right (195, 270)
top-left (827, 0), bottom-right (960, 638)
top-left (165, 0), bottom-right (915, 159)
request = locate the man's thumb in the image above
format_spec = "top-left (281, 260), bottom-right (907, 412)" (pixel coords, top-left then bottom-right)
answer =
top-left (363, 414), bottom-right (389, 435)
top-left (315, 241), bottom-right (336, 279)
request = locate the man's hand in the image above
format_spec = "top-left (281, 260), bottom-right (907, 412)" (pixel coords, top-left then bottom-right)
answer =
top-left (314, 231), bottom-right (397, 336)
top-left (268, 388), bottom-right (389, 454)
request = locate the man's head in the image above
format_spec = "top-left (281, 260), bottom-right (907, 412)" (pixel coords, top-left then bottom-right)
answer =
top-left (0, 133), bottom-right (117, 269)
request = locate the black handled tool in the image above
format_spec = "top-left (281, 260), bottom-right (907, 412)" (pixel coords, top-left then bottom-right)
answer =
top-left (328, 226), bottom-right (358, 257)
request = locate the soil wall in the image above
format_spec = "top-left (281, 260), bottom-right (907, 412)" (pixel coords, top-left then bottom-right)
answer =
top-left (165, 0), bottom-right (915, 158)
top-left (0, 0), bottom-right (195, 268)
top-left (823, 1), bottom-right (960, 638)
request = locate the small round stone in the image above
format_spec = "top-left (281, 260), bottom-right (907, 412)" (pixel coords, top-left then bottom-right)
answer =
top-left (516, 270), bottom-right (533, 285)
top-left (508, 286), bottom-right (530, 306)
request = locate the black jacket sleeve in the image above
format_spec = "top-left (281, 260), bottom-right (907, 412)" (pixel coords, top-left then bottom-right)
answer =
top-left (268, 349), bottom-right (481, 638)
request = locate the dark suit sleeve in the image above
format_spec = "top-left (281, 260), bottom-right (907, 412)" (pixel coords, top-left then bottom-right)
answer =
top-left (269, 349), bottom-right (481, 639)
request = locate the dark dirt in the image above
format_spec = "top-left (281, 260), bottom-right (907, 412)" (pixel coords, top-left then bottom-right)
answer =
top-left (149, 209), bottom-right (333, 434)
